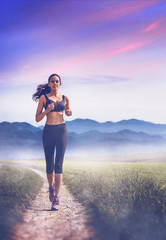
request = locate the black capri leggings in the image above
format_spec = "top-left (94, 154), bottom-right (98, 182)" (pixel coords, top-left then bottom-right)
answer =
top-left (42, 123), bottom-right (68, 174)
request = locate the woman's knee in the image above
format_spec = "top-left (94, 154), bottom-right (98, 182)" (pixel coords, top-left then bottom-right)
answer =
top-left (55, 164), bottom-right (63, 174)
top-left (46, 167), bottom-right (54, 174)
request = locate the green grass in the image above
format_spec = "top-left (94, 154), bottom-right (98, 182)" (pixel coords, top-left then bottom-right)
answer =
top-left (0, 165), bottom-right (43, 240)
top-left (1, 153), bottom-right (166, 240)
top-left (63, 161), bottom-right (166, 240)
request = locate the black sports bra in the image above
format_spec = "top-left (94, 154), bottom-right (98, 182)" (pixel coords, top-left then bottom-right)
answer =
top-left (44, 94), bottom-right (65, 112)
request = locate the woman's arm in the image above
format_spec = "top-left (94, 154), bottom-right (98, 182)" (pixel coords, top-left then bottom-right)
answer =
top-left (65, 96), bottom-right (72, 116)
top-left (35, 95), bottom-right (53, 122)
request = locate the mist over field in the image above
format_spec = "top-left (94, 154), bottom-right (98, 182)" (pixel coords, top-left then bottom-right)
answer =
top-left (0, 119), bottom-right (166, 160)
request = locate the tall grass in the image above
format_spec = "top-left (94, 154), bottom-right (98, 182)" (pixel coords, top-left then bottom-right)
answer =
top-left (63, 162), bottom-right (166, 240)
top-left (1, 158), bottom-right (166, 239)
top-left (0, 165), bottom-right (43, 240)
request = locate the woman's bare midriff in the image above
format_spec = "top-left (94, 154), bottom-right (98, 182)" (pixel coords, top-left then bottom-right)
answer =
top-left (45, 112), bottom-right (65, 125)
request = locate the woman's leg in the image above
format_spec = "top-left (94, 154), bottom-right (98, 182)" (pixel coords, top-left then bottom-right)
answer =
top-left (43, 143), bottom-right (55, 186)
top-left (54, 124), bottom-right (67, 196)
top-left (54, 173), bottom-right (62, 196)
top-left (42, 125), bottom-right (55, 187)
top-left (51, 124), bottom-right (67, 210)
top-left (47, 173), bottom-right (54, 187)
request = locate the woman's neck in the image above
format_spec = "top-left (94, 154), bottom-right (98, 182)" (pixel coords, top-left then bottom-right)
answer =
top-left (50, 89), bottom-right (59, 96)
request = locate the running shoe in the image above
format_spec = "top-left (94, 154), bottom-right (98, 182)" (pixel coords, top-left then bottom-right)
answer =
top-left (51, 197), bottom-right (59, 211)
top-left (49, 183), bottom-right (55, 202)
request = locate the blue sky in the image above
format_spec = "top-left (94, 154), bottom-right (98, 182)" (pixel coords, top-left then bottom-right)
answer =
top-left (1, 0), bottom-right (166, 126)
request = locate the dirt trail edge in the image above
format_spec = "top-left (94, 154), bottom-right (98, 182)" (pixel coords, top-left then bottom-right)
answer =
top-left (12, 169), bottom-right (94, 240)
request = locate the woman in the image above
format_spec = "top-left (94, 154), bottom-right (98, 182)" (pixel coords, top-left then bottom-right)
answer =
top-left (32, 74), bottom-right (72, 210)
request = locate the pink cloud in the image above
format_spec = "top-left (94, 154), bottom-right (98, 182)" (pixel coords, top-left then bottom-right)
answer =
top-left (104, 42), bottom-right (145, 57)
top-left (55, 41), bottom-right (146, 72)
top-left (143, 19), bottom-right (163, 32)
top-left (83, 0), bottom-right (159, 24)
top-left (141, 17), bottom-right (166, 44)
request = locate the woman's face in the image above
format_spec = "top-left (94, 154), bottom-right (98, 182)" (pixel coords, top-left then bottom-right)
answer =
top-left (48, 75), bottom-right (61, 90)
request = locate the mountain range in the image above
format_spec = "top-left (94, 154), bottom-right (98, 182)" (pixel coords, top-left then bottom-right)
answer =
top-left (0, 118), bottom-right (166, 160)
top-left (65, 118), bottom-right (166, 134)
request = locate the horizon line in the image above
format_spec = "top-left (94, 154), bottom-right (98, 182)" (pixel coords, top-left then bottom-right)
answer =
top-left (0, 118), bottom-right (166, 126)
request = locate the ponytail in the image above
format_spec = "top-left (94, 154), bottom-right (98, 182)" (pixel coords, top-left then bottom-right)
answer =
top-left (32, 83), bottom-right (51, 102)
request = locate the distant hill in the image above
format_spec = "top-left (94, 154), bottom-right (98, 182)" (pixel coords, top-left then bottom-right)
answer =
top-left (0, 119), bottom-right (166, 159)
top-left (0, 121), bottom-right (42, 160)
top-left (65, 118), bottom-right (166, 134)
top-left (0, 121), bottom-right (40, 133)
top-left (67, 129), bottom-right (165, 154)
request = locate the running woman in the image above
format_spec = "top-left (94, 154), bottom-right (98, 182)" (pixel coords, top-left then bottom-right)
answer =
top-left (32, 74), bottom-right (72, 210)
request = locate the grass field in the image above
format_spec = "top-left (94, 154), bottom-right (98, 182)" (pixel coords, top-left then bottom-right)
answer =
top-left (0, 165), bottom-right (43, 240)
top-left (63, 157), bottom-right (166, 240)
top-left (1, 152), bottom-right (166, 240)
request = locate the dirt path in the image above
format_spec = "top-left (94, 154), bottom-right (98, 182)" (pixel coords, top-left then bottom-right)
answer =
top-left (12, 169), bottom-right (94, 240)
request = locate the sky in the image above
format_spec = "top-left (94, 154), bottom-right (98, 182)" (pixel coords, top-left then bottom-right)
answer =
top-left (1, 0), bottom-right (166, 126)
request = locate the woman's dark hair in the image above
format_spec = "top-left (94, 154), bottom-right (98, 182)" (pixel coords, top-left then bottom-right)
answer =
top-left (32, 74), bottom-right (61, 102)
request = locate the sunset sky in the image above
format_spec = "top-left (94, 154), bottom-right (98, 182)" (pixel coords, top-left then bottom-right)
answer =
top-left (1, 0), bottom-right (166, 126)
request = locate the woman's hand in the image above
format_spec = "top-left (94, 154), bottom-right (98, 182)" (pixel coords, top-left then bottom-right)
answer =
top-left (65, 109), bottom-right (72, 116)
top-left (65, 96), bottom-right (72, 116)
top-left (46, 103), bottom-right (54, 112)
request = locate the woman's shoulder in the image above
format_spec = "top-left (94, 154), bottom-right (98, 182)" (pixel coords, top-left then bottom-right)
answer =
top-left (39, 94), bottom-right (47, 103)
top-left (64, 96), bottom-right (70, 105)
top-left (40, 94), bottom-right (46, 99)
top-left (63, 95), bottom-right (69, 99)
top-left (63, 95), bottom-right (69, 101)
